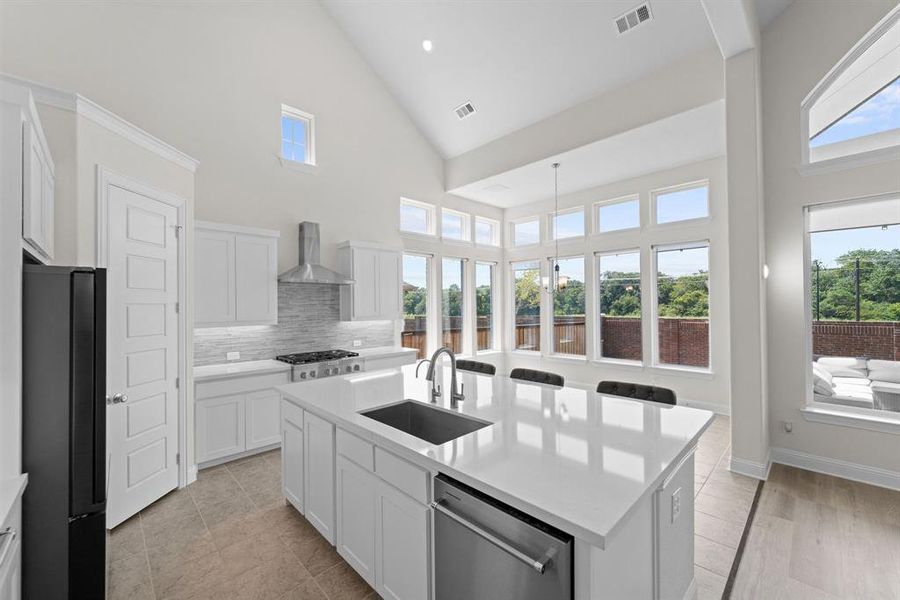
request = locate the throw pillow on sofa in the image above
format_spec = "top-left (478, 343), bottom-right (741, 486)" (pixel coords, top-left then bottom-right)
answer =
top-left (812, 363), bottom-right (834, 396)
top-left (867, 359), bottom-right (900, 384)
top-left (816, 356), bottom-right (868, 378)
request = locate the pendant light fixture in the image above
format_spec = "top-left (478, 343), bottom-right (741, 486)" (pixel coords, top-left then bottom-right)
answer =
top-left (545, 162), bottom-right (568, 293)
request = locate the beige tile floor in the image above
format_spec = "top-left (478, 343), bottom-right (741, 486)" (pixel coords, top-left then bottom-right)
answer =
top-left (731, 463), bottom-right (900, 600)
top-left (107, 415), bottom-right (752, 600)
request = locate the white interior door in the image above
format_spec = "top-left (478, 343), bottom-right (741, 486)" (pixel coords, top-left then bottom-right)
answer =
top-left (105, 181), bottom-right (180, 528)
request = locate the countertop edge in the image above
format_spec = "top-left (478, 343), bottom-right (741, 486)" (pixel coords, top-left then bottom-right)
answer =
top-left (193, 360), bottom-right (291, 382)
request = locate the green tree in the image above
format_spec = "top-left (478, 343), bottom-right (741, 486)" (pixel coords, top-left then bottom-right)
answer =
top-left (515, 269), bottom-right (541, 315)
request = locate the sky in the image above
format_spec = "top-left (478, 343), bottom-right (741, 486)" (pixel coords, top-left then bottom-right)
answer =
top-left (811, 78), bottom-right (900, 147)
top-left (810, 224), bottom-right (899, 267)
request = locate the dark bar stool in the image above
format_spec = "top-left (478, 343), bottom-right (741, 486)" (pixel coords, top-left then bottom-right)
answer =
top-left (455, 360), bottom-right (496, 375)
top-left (596, 380), bottom-right (677, 406)
top-left (510, 368), bottom-right (564, 387)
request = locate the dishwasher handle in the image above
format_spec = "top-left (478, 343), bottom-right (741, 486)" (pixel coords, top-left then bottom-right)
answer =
top-left (431, 499), bottom-right (556, 574)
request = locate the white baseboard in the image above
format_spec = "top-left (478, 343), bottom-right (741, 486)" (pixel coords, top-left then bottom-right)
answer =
top-left (729, 454), bottom-right (771, 480)
top-left (771, 447), bottom-right (900, 491)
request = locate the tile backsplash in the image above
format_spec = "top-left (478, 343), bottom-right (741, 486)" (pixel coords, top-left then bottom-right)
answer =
top-left (193, 283), bottom-right (395, 366)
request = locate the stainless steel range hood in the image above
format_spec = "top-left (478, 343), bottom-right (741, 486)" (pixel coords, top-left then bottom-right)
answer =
top-left (278, 222), bottom-right (354, 285)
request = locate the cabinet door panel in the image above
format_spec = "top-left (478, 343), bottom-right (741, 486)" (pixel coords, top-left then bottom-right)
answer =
top-left (194, 230), bottom-right (235, 325)
top-left (336, 456), bottom-right (377, 586)
top-left (352, 248), bottom-right (379, 319)
top-left (196, 394), bottom-right (245, 463)
top-left (377, 251), bottom-right (401, 319)
top-left (304, 412), bottom-right (335, 543)
top-left (22, 122), bottom-right (47, 256)
top-left (40, 165), bottom-right (54, 260)
top-left (245, 389), bottom-right (281, 449)
top-left (235, 234), bottom-right (277, 323)
top-left (282, 410), bottom-right (304, 512)
top-left (376, 482), bottom-right (429, 600)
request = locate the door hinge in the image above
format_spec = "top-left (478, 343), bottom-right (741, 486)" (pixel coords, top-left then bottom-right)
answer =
top-left (176, 452), bottom-right (180, 465)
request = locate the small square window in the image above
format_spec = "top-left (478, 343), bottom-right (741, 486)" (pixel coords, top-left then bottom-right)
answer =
top-left (400, 198), bottom-right (436, 236)
top-left (550, 208), bottom-right (585, 240)
top-left (475, 217), bottom-right (500, 246)
top-left (281, 104), bottom-right (315, 166)
top-left (597, 196), bottom-right (640, 233)
top-left (441, 208), bottom-right (471, 241)
top-left (654, 183), bottom-right (709, 224)
top-left (512, 218), bottom-right (540, 246)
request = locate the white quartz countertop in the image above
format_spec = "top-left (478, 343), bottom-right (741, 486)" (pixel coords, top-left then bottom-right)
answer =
top-left (194, 359), bottom-right (290, 381)
top-left (277, 364), bottom-right (713, 548)
top-left (355, 346), bottom-right (418, 359)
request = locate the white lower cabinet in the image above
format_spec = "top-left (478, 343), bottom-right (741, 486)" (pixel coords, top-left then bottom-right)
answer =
top-left (375, 480), bottom-right (430, 600)
top-left (304, 412), bottom-right (335, 543)
top-left (336, 456), bottom-right (377, 586)
top-left (196, 394), bottom-right (245, 463)
top-left (281, 400), bottom-right (304, 511)
top-left (245, 389), bottom-right (281, 450)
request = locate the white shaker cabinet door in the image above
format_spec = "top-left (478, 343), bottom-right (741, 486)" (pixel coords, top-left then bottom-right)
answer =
top-left (245, 389), bottom-right (281, 450)
top-left (304, 411), bottom-right (335, 543)
top-left (281, 405), bottom-right (304, 512)
top-left (376, 481), bottom-right (430, 600)
top-left (234, 234), bottom-right (277, 324)
top-left (336, 456), bottom-right (377, 587)
top-left (194, 229), bottom-right (236, 326)
top-left (377, 250), bottom-right (401, 320)
top-left (196, 394), bottom-right (245, 464)
top-left (352, 247), bottom-right (379, 320)
top-left (22, 121), bottom-right (52, 260)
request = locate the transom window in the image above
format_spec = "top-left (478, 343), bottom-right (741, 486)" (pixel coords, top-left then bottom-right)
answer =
top-left (441, 208), bottom-right (471, 242)
top-left (550, 208), bottom-right (585, 240)
top-left (512, 218), bottom-right (540, 246)
top-left (281, 105), bottom-right (315, 165)
top-left (596, 196), bottom-right (640, 233)
top-left (475, 217), bottom-right (501, 246)
top-left (400, 198), bottom-right (435, 236)
top-left (653, 183), bottom-right (709, 225)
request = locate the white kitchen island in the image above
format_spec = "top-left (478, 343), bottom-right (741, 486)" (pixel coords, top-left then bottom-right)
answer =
top-left (277, 364), bottom-right (713, 600)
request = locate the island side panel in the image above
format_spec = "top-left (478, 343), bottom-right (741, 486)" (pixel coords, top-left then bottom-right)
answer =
top-left (656, 453), bottom-right (695, 600)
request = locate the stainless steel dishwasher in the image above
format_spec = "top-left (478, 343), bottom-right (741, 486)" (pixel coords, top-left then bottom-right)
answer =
top-left (432, 474), bottom-right (573, 600)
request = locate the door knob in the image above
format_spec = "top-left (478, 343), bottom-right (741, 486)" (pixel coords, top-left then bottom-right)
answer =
top-left (111, 393), bottom-right (128, 404)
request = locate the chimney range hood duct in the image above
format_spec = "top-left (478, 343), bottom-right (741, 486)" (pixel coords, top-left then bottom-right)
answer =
top-left (278, 222), bottom-right (354, 285)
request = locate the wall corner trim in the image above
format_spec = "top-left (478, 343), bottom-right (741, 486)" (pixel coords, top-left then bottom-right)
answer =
top-left (770, 447), bottom-right (900, 491)
top-left (729, 454), bottom-right (771, 480)
top-left (0, 72), bottom-right (199, 173)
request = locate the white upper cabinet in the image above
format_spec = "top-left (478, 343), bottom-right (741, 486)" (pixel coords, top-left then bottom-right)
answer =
top-left (194, 222), bottom-right (278, 327)
top-left (338, 242), bottom-right (401, 321)
top-left (21, 112), bottom-right (55, 262)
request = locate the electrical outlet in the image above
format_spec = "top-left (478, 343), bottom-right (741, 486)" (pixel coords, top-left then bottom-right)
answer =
top-left (352, 340), bottom-right (362, 348)
top-left (783, 421), bottom-right (793, 433)
top-left (226, 351), bottom-right (240, 361)
top-left (671, 487), bottom-right (682, 523)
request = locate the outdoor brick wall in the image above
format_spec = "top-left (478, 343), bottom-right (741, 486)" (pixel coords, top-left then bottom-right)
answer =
top-left (813, 321), bottom-right (900, 361)
top-left (599, 317), bottom-right (642, 361)
top-left (657, 318), bottom-right (710, 367)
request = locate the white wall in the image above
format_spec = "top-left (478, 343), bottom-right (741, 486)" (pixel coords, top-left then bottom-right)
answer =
top-left (502, 157), bottom-right (731, 412)
top-left (762, 0), bottom-right (900, 473)
top-left (0, 1), bottom-right (493, 277)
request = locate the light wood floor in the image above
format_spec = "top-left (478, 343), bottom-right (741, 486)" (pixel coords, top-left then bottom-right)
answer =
top-left (731, 463), bottom-right (900, 600)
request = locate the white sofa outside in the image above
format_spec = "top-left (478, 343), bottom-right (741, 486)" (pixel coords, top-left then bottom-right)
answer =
top-left (813, 357), bottom-right (900, 412)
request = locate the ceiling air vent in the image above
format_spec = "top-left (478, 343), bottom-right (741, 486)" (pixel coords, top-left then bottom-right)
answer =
top-left (616, 3), bottom-right (652, 35)
top-left (454, 101), bottom-right (476, 120)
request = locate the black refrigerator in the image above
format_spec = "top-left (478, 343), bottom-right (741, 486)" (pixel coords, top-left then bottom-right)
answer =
top-left (22, 265), bottom-right (107, 600)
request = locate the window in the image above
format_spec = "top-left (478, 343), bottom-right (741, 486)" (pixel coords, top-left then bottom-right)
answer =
top-left (441, 258), bottom-right (465, 354)
top-left (654, 183), bottom-right (709, 225)
top-left (550, 208), bottom-right (584, 240)
top-left (597, 196), bottom-right (640, 233)
top-left (512, 260), bottom-right (541, 351)
top-left (655, 243), bottom-right (710, 369)
top-left (807, 197), bottom-right (900, 414)
top-left (806, 15), bottom-right (900, 164)
top-left (512, 218), bottom-right (540, 246)
top-left (551, 256), bottom-right (586, 356)
top-left (475, 217), bottom-right (500, 246)
top-left (441, 208), bottom-right (471, 242)
top-left (475, 262), bottom-right (496, 351)
top-left (401, 254), bottom-right (429, 359)
top-left (281, 105), bottom-right (315, 165)
top-left (597, 251), bottom-right (642, 362)
top-left (400, 198), bottom-right (435, 236)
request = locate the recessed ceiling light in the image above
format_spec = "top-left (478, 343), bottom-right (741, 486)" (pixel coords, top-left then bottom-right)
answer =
top-left (422, 39), bottom-right (433, 53)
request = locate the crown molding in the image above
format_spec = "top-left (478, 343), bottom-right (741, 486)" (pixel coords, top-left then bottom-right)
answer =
top-left (1, 73), bottom-right (199, 173)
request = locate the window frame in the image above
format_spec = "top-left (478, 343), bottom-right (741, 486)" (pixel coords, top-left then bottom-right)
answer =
top-left (651, 181), bottom-right (711, 227)
top-left (280, 104), bottom-right (316, 168)
top-left (548, 206), bottom-right (586, 241)
top-left (548, 254), bottom-right (587, 358)
top-left (595, 248), bottom-right (643, 365)
top-left (475, 260), bottom-right (499, 354)
top-left (441, 208), bottom-right (472, 243)
top-left (400, 198), bottom-right (437, 237)
top-left (474, 216), bottom-right (501, 247)
top-left (401, 252), bottom-right (433, 359)
top-left (594, 194), bottom-right (641, 235)
top-left (509, 259), bottom-right (543, 355)
top-left (650, 240), bottom-right (712, 373)
top-left (510, 216), bottom-right (542, 248)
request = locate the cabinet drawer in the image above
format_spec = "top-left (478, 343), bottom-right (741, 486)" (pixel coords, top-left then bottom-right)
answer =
top-left (282, 399), bottom-right (304, 428)
top-left (337, 428), bottom-right (374, 471)
top-left (374, 447), bottom-right (429, 504)
top-left (196, 371), bottom-right (290, 399)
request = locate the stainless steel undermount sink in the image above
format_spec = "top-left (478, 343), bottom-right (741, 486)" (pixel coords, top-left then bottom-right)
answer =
top-left (360, 401), bottom-right (492, 445)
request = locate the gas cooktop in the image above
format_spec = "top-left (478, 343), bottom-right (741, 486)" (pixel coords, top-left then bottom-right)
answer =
top-left (275, 349), bottom-right (359, 365)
